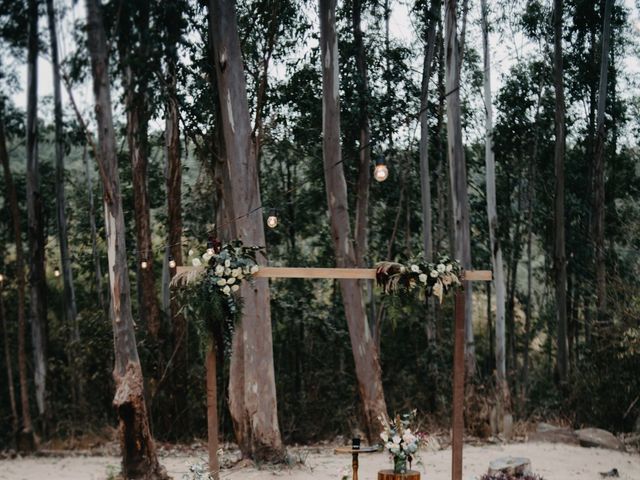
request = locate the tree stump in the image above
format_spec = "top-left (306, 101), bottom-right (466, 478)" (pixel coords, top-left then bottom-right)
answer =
top-left (378, 470), bottom-right (420, 480)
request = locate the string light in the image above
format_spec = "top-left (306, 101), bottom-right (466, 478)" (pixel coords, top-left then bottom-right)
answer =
top-left (169, 256), bottom-right (177, 269)
top-left (140, 260), bottom-right (148, 270)
top-left (54, 267), bottom-right (61, 278)
top-left (373, 157), bottom-right (389, 182)
top-left (266, 209), bottom-right (278, 229)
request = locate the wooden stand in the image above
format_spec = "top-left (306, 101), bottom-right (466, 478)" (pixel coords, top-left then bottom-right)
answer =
top-left (378, 470), bottom-right (421, 480)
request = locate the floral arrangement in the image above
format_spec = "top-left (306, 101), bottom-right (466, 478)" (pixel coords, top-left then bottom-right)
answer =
top-left (378, 411), bottom-right (425, 474)
top-left (172, 240), bottom-right (262, 349)
top-left (375, 255), bottom-right (462, 303)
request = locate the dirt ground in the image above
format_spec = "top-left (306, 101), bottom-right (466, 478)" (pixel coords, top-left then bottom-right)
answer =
top-left (1, 441), bottom-right (639, 480)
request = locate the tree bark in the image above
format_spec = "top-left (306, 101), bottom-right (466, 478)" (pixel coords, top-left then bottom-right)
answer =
top-left (26, 0), bottom-right (48, 422)
top-left (85, 1), bottom-right (168, 477)
top-left (593, 0), bottom-right (613, 323)
top-left (206, 339), bottom-right (220, 480)
top-left (208, 0), bottom-right (284, 460)
top-left (1, 108), bottom-right (36, 451)
top-left (444, 0), bottom-right (475, 373)
top-left (47, 0), bottom-right (83, 411)
top-left (480, 0), bottom-right (510, 430)
top-left (319, 0), bottom-right (388, 443)
top-left (553, 0), bottom-right (568, 384)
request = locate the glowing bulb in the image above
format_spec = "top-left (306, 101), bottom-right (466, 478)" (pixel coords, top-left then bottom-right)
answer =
top-left (0, 273), bottom-right (4, 283)
top-left (54, 268), bottom-right (61, 278)
top-left (266, 209), bottom-right (278, 229)
top-left (373, 158), bottom-right (389, 182)
top-left (141, 260), bottom-right (148, 270)
top-left (169, 257), bottom-right (177, 269)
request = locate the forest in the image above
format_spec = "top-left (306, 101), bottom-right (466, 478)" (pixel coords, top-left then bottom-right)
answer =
top-left (0, 0), bottom-right (639, 478)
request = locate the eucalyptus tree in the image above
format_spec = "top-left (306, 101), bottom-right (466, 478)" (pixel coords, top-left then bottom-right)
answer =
top-left (444, 0), bottom-right (475, 372)
top-left (208, 0), bottom-right (284, 460)
top-left (25, 0), bottom-right (48, 422)
top-left (319, 0), bottom-right (387, 442)
top-left (553, 0), bottom-right (568, 384)
top-left (85, 0), bottom-right (168, 476)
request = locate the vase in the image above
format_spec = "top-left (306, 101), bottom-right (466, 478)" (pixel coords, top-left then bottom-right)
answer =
top-left (393, 455), bottom-right (407, 474)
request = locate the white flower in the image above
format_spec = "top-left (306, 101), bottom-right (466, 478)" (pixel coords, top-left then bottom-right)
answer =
top-left (231, 284), bottom-right (240, 292)
top-left (392, 435), bottom-right (401, 445)
top-left (419, 273), bottom-right (428, 284)
top-left (216, 279), bottom-right (226, 286)
top-left (231, 268), bottom-right (241, 277)
top-left (224, 268), bottom-right (231, 276)
top-left (410, 264), bottom-right (420, 273)
top-left (403, 432), bottom-right (416, 444)
top-left (380, 432), bottom-right (389, 442)
top-left (446, 264), bottom-right (453, 272)
top-left (224, 259), bottom-right (231, 268)
top-left (188, 249), bottom-right (194, 256)
top-left (215, 265), bottom-right (224, 275)
top-left (192, 258), bottom-right (202, 267)
top-left (222, 285), bottom-right (231, 295)
top-left (430, 270), bottom-right (438, 278)
top-left (227, 277), bottom-right (236, 285)
top-left (386, 442), bottom-right (394, 450)
top-left (250, 265), bottom-right (259, 274)
top-left (437, 263), bottom-right (445, 273)
top-left (203, 252), bottom-right (213, 262)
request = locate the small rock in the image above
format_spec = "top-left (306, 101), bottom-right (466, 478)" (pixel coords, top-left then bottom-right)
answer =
top-left (536, 422), bottom-right (560, 432)
top-left (488, 456), bottom-right (532, 476)
top-left (576, 428), bottom-right (625, 451)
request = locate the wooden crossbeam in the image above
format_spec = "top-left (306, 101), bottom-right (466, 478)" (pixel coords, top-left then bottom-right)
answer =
top-left (176, 265), bottom-right (492, 281)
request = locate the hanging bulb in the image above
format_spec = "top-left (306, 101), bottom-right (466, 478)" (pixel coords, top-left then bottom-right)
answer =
top-left (54, 267), bottom-right (61, 278)
top-left (169, 256), bottom-right (177, 269)
top-left (141, 260), bottom-right (148, 270)
top-left (266, 209), bottom-right (278, 229)
top-left (374, 157), bottom-right (389, 182)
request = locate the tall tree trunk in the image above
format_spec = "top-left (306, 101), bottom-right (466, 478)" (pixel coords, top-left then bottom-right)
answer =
top-left (522, 160), bottom-right (535, 406)
top-left (85, 1), bottom-right (168, 477)
top-left (319, 0), bottom-right (388, 442)
top-left (480, 0), bottom-right (510, 433)
top-left (444, 0), bottom-right (475, 373)
top-left (26, 0), bottom-right (48, 423)
top-left (208, 0), bottom-right (284, 460)
top-left (553, 0), bottom-right (568, 384)
top-left (1, 274), bottom-right (19, 438)
top-left (164, 17), bottom-right (187, 435)
top-left (593, 0), bottom-right (613, 323)
top-left (0, 109), bottom-right (36, 451)
top-left (47, 0), bottom-right (82, 411)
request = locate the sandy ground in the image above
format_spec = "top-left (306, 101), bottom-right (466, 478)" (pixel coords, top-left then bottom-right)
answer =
top-left (0, 442), bottom-right (638, 480)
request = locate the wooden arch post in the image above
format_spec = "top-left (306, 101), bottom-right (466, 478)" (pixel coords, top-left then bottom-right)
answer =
top-left (176, 266), bottom-right (491, 480)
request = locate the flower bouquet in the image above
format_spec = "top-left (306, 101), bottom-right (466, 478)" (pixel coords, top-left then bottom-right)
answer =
top-left (379, 411), bottom-right (424, 474)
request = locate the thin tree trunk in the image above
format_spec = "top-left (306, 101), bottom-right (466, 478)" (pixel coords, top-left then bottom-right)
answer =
top-left (522, 160), bottom-right (535, 405)
top-left (85, 1), bottom-right (168, 477)
top-left (163, 16), bottom-right (187, 435)
top-left (1, 279), bottom-right (19, 437)
top-left (83, 145), bottom-right (106, 311)
top-left (445, 0), bottom-right (475, 373)
top-left (26, 0), bottom-right (48, 423)
top-left (593, 0), bottom-right (613, 323)
top-left (480, 0), bottom-right (510, 432)
top-left (0, 108), bottom-right (36, 451)
top-left (208, 0), bottom-right (284, 460)
top-left (319, 0), bottom-right (388, 442)
top-left (553, 0), bottom-right (568, 384)
top-left (206, 339), bottom-right (220, 480)
top-left (47, 0), bottom-right (82, 411)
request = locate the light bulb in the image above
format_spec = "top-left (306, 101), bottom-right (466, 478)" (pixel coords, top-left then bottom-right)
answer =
top-left (0, 273), bottom-right (4, 283)
top-left (266, 210), bottom-right (278, 229)
top-left (54, 268), bottom-right (61, 278)
top-left (141, 260), bottom-right (148, 270)
top-left (169, 257), bottom-right (177, 269)
top-left (374, 162), bottom-right (389, 182)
